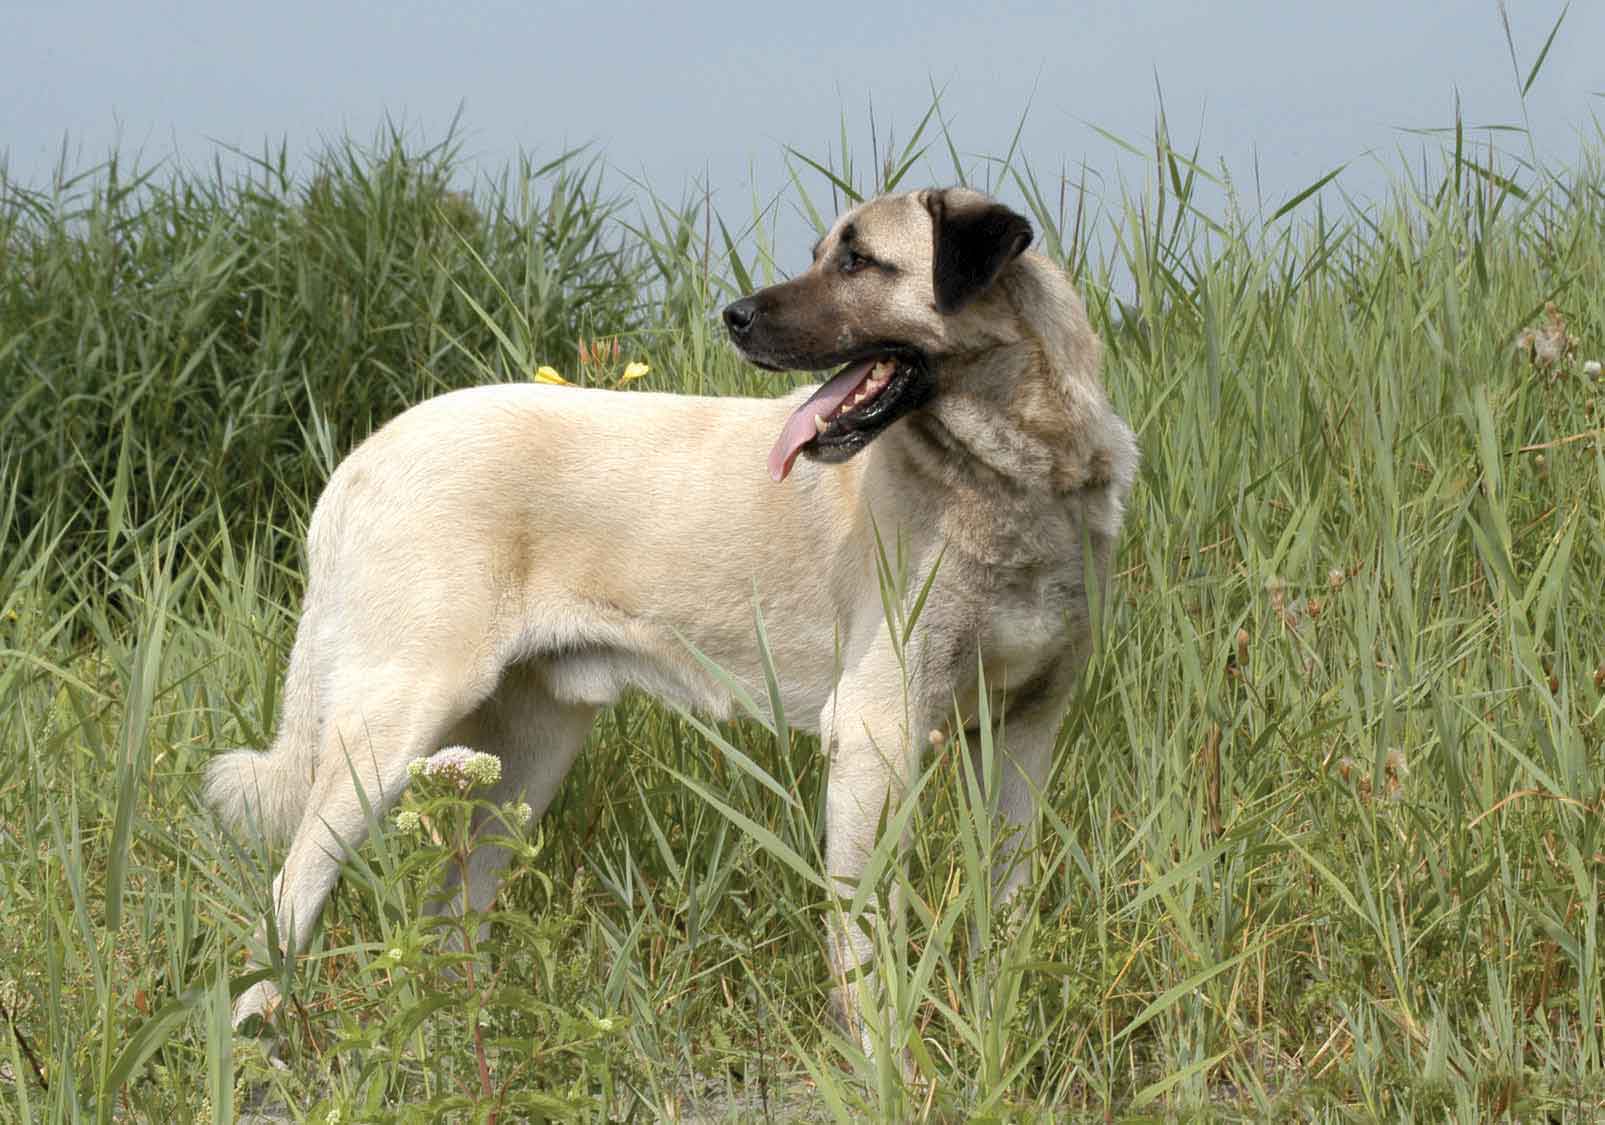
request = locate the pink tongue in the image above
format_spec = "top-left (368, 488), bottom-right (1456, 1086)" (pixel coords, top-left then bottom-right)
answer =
top-left (767, 359), bottom-right (878, 482)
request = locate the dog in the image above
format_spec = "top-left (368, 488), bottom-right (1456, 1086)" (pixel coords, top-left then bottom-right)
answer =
top-left (206, 186), bottom-right (1138, 1038)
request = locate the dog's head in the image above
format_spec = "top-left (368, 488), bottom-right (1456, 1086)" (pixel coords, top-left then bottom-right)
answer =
top-left (722, 188), bottom-right (1034, 481)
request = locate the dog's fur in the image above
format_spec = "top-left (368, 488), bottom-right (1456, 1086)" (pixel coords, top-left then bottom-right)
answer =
top-left (207, 187), bottom-right (1137, 1032)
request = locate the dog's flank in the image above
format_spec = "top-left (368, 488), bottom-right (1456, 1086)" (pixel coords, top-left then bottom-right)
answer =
top-left (207, 186), bottom-right (1137, 1043)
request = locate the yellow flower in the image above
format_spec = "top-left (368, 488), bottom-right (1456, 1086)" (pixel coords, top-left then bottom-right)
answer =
top-left (619, 361), bottom-right (650, 383)
top-left (533, 365), bottom-right (571, 386)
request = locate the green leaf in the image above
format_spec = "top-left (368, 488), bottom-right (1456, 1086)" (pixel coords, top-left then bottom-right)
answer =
top-left (663, 765), bottom-right (827, 891)
top-left (784, 147), bottom-right (862, 204)
top-left (1132, 1048), bottom-right (1233, 1109)
top-left (1268, 164), bottom-right (1346, 224)
top-left (104, 968), bottom-right (272, 1098)
top-left (1112, 948), bottom-right (1253, 1046)
top-left (1523, 3), bottom-right (1569, 97)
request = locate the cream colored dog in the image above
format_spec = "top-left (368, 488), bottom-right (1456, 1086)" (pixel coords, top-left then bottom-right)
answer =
top-left (208, 187), bottom-right (1137, 1035)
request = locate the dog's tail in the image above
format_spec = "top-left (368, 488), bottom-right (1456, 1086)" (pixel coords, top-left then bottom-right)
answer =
top-left (204, 637), bottom-right (320, 846)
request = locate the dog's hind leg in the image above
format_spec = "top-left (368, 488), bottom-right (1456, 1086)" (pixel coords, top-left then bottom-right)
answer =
top-left (430, 663), bottom-right (596, 923)
top-left (232, 671), bottom-right (485, 1028)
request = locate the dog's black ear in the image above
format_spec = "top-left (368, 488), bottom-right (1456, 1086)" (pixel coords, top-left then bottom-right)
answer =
top-left (925, 189), bottom-right (1034, 314)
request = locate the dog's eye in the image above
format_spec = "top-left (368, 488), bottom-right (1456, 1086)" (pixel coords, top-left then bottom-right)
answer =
top-left (841, 251), bottom-right (870, 274)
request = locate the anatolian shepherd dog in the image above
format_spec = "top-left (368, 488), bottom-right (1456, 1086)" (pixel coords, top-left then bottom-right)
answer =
top-left (207, 186), bottom-right (1138, 1038)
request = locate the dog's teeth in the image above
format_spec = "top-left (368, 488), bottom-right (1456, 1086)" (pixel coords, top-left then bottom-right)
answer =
top-left (814, 413), bottom-right (829, 434)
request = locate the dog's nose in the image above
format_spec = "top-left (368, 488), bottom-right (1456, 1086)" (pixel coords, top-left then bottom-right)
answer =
top-left (722, 297), bottom-right (758, 337)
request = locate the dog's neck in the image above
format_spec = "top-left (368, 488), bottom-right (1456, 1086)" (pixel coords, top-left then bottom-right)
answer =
top-left (912, 255), bottom-right (1119, 496)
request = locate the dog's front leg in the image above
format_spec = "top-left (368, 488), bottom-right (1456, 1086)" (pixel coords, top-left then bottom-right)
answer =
top-left (819, 663), bottom-right (937, 1057)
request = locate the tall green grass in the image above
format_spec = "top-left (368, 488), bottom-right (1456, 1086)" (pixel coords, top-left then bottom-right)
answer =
top-left (2, 93), bottom-right (1604, 1119)
top-left (1, 129), bottom-right (644, 563)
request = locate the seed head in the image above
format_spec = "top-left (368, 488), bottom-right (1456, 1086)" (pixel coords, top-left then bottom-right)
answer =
top-left (1265, 576), bottom-right (1286, 614)
top-left (1384, 748), bottom-right (1409, 781)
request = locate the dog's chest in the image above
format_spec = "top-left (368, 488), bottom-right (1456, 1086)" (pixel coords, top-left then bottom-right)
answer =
top-left (974, 562), bottom-right (1085, 689)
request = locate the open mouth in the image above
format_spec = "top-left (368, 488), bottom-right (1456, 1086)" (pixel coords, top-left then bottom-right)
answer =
top-left (767, 350), bottom-right (930, 482)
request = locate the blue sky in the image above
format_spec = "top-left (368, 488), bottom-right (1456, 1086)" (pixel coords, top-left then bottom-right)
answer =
top-left (5, 1), bottom-right (1602, 260)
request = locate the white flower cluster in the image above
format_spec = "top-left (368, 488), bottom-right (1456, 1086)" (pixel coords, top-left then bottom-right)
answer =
top-left (407, 745), bottom-right (502, 792)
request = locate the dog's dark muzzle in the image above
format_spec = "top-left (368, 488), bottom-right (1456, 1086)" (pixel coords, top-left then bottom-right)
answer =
top-left (721, 291), bottom-right (795, 371)
top-left (722, 296), bottom-right (759, 339)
